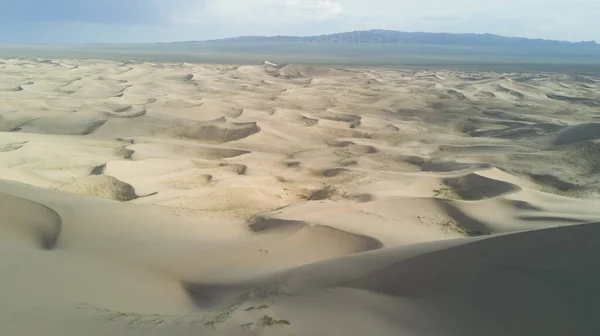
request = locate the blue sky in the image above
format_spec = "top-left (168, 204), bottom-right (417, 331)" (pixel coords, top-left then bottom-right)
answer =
top-left (0, 0), bottom-right (598, 43)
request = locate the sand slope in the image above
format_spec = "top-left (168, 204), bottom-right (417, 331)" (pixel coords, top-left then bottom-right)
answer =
top-left (1, 58), bottom-right (600, 335)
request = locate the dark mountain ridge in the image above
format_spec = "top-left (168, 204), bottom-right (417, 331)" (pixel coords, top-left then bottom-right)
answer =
top-left (202, 29), bottom-right (598, 48)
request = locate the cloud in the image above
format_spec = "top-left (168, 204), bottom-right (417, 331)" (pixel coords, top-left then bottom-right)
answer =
top-left (172, 0), bottom-right (344, 24)
top-left (285, 0), bottom-right (344, 16)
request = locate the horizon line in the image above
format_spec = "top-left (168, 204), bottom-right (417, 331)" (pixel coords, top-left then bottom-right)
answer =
top-left (2, 29), bottom-right (598, 46)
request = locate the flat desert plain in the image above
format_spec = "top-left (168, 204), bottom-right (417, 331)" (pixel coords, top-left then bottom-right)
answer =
top-left (1, 58), bottom-right (600, 336)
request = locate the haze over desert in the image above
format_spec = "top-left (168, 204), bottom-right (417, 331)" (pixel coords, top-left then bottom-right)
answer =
top-left (1, 57), bottom-right (600, 335)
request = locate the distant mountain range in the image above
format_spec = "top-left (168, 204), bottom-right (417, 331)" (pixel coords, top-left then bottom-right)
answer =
top-left (204, 29), bottom-right (598, 48)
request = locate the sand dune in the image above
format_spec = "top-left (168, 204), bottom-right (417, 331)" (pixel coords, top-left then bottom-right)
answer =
top-left (1, 58), bottom-right (600, 335)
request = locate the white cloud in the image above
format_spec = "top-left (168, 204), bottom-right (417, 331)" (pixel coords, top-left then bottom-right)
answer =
top-left (286, 0), bottom-right (344, 16)
top-left (170, 0), bottom-right (344, 25)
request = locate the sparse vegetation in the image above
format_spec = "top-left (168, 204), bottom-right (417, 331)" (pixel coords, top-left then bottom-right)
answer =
top-left (306, 186), bottom-right (338, 200)
top-left (438, 219), bottom-right (477, 236)
top-left (260, 315), bottom-right (291, 326)
top-left (113, 146), bottom-right (134, 159)
top-left (239, 322), bottom-right (255, 329)
top-left (433, 186), bottom-right (463, 200)
top-left (245, 305), bottom-right (269, 311)
top-left (78, 283), bottom-right (285, 331)
top-left (162, 173), bottom-right (213, 189)
top-left (59, 175), bottom-right (138, 201)
top-left (416, 215), bottom-right (488, 237)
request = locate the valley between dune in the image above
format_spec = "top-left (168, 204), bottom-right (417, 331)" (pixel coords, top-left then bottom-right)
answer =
top-left (1, 58), bottom-right (600, 336)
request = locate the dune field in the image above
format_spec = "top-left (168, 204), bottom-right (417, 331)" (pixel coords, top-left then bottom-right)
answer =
top-left (1, 57), bottom-right (600, 335)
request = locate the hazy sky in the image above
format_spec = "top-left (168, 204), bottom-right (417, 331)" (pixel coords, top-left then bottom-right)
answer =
top-left (0, 0), bottom-right (598, 43)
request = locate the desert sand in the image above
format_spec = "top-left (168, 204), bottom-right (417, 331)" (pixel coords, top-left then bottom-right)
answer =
top-left (1, 57), bottom-right (600, 335)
